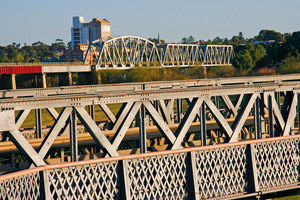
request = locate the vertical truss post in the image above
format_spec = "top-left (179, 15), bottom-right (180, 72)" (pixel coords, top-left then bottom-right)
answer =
top-left (188, 151), bottom-right (200, 200)
top-left (298, 93), bottom-right (300, 135)
top-left (40, 170), bottom-right (50, 200)
top-left (200, 103), bottom-right (207, 146)
top-left (10, 153), bottom-right (15, 169)
top-left (176, 99), bottom-right (183, 123)
top-left (119, 159), bottom-right (130, 200)
top-left (35, 108), bottom-right (42, 138)
top-left (89, 105), bottom-right (95, 120)
top-left (275, 92), bottom-right (280, 108)
top-left (214, 96), bottom-right (219, 109)
top-left (268, 95), bottom-right (274, 137)
top-left (249, 144), bottom-right (260, 195)
top-left (69, 108), bottom-right (78, 162)
top-left (254, 98), bottom-right (261, 139)
top-left (138, 104), bottom-right (147, 153)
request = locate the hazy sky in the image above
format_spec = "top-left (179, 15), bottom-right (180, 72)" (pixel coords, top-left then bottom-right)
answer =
top-left (1, 0), bottom-right (299, 46)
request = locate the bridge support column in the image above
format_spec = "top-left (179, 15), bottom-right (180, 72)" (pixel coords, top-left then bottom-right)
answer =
top-left (68, 72), bottom-right (72, 86)
top-left (11, 74), bottom-right (17, 89)
top-left (201, 66), bottom-right (207, 79)
top-left (42, 73), bottom-right (47, 88)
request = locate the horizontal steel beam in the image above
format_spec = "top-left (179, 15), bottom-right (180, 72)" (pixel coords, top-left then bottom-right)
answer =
top-left (0, 81), bottom-right (299, 110)
top-left (1, 74), bottom-right (300, 99)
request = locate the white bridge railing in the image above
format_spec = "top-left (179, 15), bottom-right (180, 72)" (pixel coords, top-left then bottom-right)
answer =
top-left (1, 135), bottom-right (299, 200)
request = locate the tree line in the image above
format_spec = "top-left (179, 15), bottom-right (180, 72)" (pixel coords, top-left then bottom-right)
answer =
top-left (0, 39), bottom-right (67, 63)
top-left (181, 30), bottom-right (300, 72)
top-left (1, 30), bottom-right (300, 75)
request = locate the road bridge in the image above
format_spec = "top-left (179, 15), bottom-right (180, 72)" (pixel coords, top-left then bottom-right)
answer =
top-left (0, 74), bottom-right (300, 166)
top-left (1, 74), bottom-right (300, 199)
top-left (1, 134), bottom-right (300, 199)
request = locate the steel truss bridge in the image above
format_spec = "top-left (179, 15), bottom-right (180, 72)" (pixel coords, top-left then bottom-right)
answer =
top-left (84, 36), bottom-right (234, 69)
top-left (1, 74), bottom-right (300, 199)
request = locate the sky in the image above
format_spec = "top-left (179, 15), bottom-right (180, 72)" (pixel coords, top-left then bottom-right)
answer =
top-left (0, 0), bottom-right (300, 46)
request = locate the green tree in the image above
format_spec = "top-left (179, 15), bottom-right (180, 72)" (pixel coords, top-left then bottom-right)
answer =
top-left (246, 44), bottom-right (266, 65)
top-left (32, 41), bottom-right (55, 61)
top-left (255, 30), bottom-right (282, 41)
top-left (187, 35), bottom-right (195, 44)
top-left (181, 37), bottom-right (188, 44)
top-left (233, 50), bottom-right (254, 71)
top-left (50, 39), bottom-right (66, 51)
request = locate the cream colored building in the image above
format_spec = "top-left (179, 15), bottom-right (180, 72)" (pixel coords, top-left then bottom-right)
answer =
top-left (71, 16), bottom-right (111, 50)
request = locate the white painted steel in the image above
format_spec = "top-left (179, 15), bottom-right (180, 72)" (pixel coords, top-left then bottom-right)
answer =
top-left (84, 36), bottom-right (234, 69)
top-left (1, 135), bottom-right (300, 199)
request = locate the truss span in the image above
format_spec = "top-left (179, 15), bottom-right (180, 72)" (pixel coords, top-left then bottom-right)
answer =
top-left (84, 36), bottom-right (234, 70)
top-left (85, 36), bottom-right (160, 70)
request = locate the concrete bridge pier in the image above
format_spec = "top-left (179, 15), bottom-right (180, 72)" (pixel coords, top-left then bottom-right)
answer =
top-left (11, 74), bottom-right (17, 90)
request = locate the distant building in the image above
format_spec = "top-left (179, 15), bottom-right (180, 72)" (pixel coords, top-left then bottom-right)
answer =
top-left (64, 43), bottom-right (97, 62)
top-left (71, 16), bottom-right (111, 50)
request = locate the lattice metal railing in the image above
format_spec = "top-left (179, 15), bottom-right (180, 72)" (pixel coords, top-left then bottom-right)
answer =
top-left (47, 161), bottom-right (120, 199)
top-left (126, 153), bottom-right (188, 199)
top-left (193, 145), bottom-right (249, 199)
top-left (253, 139), bottom-right (300, 192)
top-left (0, 172), bottom-right (41, 200)
top-left (1, 135), bottom-right (300, 200)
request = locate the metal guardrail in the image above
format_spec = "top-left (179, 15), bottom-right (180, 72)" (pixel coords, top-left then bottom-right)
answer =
top-left (1, 135), bottom-right (299, 199)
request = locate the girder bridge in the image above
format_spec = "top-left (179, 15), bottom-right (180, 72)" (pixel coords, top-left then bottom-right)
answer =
top-left (1, 74), bottom-right (300, 199)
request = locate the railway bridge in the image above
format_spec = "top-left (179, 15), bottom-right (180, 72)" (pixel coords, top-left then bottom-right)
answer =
top-left (1, 74), bottom-right (300, 199)
top-left (0, 36), bottom-right (234, 89)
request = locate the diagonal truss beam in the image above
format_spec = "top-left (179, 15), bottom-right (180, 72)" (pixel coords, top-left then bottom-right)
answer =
top-left (112, 102), bottom-right (134, 130)
top-left (15, 109), bottom-right (31, 129)
top-left (229, 93), bottom-right (259, 142)
top-left (99, 103), bottom-right (116, 124)
top-left (8, 129), bottom-right (46, 167)
top-left (75, 106), bottom-right (119, 157)
top-left (143, 101), bottom-right (177, 145)
top-left (205, 98), bottom-right (233, 138)
top-left (37, 107), bottom-right (73, 159)
top-left (170, 97), bottom-right (204, 150)
top-left (110, 102), bottom-right (142, 151)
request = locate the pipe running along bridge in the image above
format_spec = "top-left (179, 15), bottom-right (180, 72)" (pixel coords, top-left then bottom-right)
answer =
top-left (84, 36), bottom-right (234, 69)
top-left (1, 74), bottom-right (300, 199)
